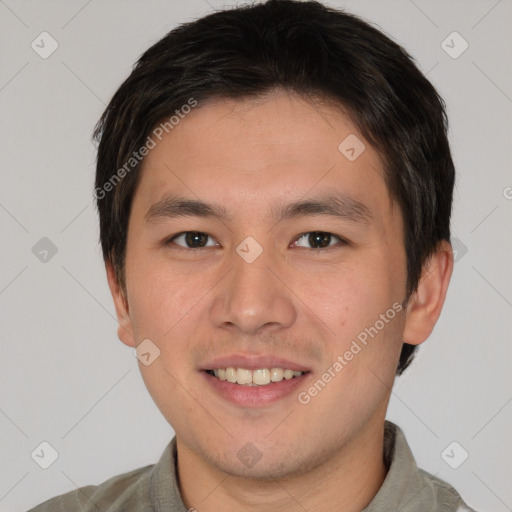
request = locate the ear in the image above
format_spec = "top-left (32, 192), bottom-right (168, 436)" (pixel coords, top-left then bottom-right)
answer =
top-left (106, 261), bottom-right (136, 348)
top-left (402, 240), bottom-right (454, 346)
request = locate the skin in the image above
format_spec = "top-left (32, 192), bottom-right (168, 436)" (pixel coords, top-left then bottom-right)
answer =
top-left (106, 89), bottom-right (453, 512)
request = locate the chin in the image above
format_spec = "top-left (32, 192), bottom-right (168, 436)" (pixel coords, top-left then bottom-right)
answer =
top-left (199, 444), bottom-right (319, 482)
top-left (219, 458), bottom-right (302, 481)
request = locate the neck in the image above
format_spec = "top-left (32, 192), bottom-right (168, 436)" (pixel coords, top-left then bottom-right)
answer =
top-left (176, 419), bottom-right (388, 512)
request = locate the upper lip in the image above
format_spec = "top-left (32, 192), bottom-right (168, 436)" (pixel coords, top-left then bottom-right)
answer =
top-left (201, 354), bottom-right (311, 372)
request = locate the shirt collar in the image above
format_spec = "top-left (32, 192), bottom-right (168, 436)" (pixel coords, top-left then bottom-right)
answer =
top-left (149, 434), bottom-right (185, 512)
top-left (149, 420), bottom-right (459, 512)
top-left (362, 420), bottom-right (424, 511)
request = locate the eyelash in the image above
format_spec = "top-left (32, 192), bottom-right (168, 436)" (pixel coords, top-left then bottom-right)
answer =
top-left (164, 231), bottom-right (349, 252)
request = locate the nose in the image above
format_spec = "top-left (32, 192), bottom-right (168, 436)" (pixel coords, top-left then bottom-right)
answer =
top-left (209, 240), bottom-right (297, 335)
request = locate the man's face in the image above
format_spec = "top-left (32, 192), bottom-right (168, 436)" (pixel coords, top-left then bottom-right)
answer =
top-left (116, 90), bottom-right (409, 478)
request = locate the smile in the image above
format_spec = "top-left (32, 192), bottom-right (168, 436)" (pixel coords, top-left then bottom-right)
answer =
top-left (206, 367), bottom-right (304, 386)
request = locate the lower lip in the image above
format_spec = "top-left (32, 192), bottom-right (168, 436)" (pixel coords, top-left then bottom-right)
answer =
top-left (201, 371), bottom-right (309, 407)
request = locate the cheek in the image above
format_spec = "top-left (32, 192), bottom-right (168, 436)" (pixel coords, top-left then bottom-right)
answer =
top-left (126, 248), bottom-right (201, 323)
top-left (315, 258), bottom-right (405, 363)
top-left (315, 263), bottom-right (390, 325)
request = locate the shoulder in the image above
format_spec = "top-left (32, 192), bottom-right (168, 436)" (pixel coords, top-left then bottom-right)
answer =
top-left (27, 463), bottom-right (155, 512)
top-left (382, 421), bottom-right (479, 511)
top-left (417, 468), bottom-right (479, 512)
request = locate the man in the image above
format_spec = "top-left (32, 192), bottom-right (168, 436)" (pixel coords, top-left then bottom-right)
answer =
top-left (29, 0), bottom-right (477, 510)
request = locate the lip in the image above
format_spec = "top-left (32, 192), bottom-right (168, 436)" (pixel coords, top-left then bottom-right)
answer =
top-left (201, 354), bottom-right (311, 372)
top-left (201, 369), bottom-right (310, 407)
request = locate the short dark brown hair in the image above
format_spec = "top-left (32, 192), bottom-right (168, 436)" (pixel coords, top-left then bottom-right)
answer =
top-left (93, 0), bottom-right (455, 375)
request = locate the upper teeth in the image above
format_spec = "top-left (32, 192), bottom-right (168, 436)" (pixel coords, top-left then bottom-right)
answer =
top-left (212, 368), bottom-right (303, 386)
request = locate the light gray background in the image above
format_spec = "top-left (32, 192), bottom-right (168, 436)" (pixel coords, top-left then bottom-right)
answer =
top-left (0, 0), bottom-right (511, 511)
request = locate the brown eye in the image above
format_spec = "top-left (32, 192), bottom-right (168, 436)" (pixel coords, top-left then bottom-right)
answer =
top-left (168, 231), bottom-right (217, 249)
top-left (293, 231), bottom-right (345, 249)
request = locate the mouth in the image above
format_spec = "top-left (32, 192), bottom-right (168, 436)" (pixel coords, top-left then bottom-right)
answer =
top-left (201, 362), bottom-right (311, 407)
top-left (199, 355), bottom-right (312, 406)
top-left (204, 367), bottom-right (308, 386)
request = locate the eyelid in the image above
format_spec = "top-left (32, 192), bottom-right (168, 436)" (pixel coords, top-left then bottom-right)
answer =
top-left (165, 230), bottom-right (349, 250)
top-left (166, 231), bottom-right (219, 249)
top-left (291, 232), bottom-right (348, 250)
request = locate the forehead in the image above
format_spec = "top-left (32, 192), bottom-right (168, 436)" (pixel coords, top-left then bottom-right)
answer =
top-left (134, 89), bottom-right (394, 221)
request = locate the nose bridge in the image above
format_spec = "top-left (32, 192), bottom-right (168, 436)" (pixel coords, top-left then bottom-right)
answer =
top-left (210, 235), bottom-right (296, 334)
top-left (232, 235), bottom-right (274, 297)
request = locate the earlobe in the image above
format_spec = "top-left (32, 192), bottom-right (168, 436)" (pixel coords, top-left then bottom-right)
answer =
top-left (402, 240), bottom-right (454, 346)
top-left (105, 261), bottom-right (136, 348)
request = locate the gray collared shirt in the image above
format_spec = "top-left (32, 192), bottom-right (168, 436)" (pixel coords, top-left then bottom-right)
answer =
top-left (28, 421), bottom-right (477, 511)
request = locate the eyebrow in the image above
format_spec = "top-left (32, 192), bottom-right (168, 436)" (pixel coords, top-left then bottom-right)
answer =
top-left (144, 193), bottom-right (372, 225)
